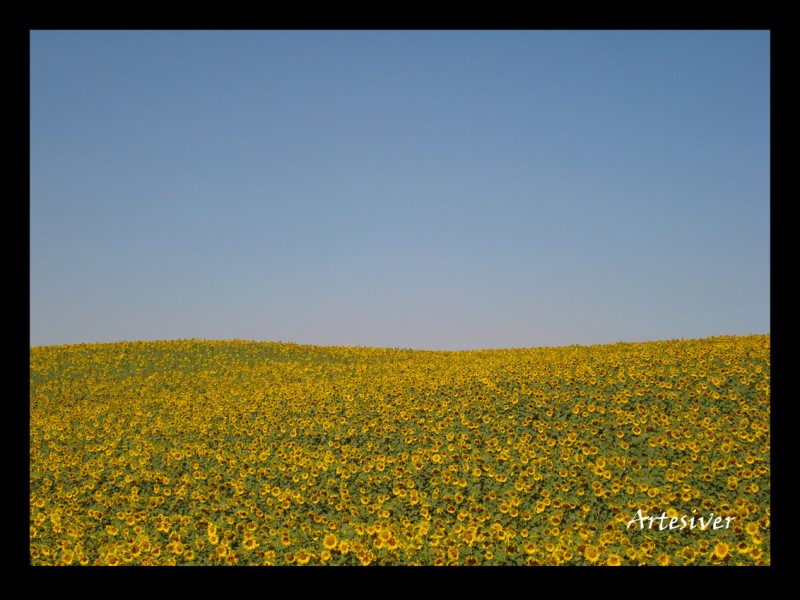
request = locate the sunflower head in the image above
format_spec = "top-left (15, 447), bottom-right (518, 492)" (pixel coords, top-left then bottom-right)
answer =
top-left (713, 542), bottom-right (730, 561)
top-left (584, 545), bottom-right (600, 563)
top-left (323, 533), bottom-right (338, 550)
top-left (605, 554), bottom-right (622, 566)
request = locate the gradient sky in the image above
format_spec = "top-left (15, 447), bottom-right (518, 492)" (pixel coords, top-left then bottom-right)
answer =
top-left (30, 30), bottom-right (770, 350)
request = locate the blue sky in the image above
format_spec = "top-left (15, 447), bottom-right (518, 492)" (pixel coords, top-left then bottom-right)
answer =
top-left (30, 30), bottom-right (770, 350)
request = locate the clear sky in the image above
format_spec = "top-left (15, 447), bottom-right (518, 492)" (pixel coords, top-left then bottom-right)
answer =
top-left (30, 30), bottom-right (770, 350)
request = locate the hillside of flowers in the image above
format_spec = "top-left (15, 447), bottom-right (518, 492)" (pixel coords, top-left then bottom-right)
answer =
top-left (30, 334), bottom-right (770, 565)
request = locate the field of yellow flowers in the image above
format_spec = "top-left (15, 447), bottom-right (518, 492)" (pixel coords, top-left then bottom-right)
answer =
top-left (30, 335), bottom-right (769, 566)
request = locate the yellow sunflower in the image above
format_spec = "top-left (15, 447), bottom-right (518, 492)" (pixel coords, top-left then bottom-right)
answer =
top-left (712, 542), bottom-right (730, 561)
top-left (243, 537), bottom-right (259, 551)
top-left (605, 554), bottom-right (622, 566)
top-left (524, 542), bottom-right (537, 555)
top-left (737, 541), bottom-right (750, 554)
top-left (323, 533), bottom-right (338, 551)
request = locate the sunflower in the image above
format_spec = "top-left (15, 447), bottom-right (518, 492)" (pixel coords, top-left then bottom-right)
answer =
top-left (295, 549), bottom-right (311, 565)
top-left (584, 545), bottom-right (600, 563)
top-left (712, 542), bottom-right (730, 561)
top-left (604, 553), bottom-right (622, 566)
top-left (736, 541), bottom-right (750, 554)
top-left (243, 537), bottom-right (259, 551)
top-left (322, 533), bottom-right (338, 551)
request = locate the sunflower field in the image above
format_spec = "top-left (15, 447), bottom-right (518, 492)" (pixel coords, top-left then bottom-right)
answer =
top-left (30, 334), bottom-right (770, 566)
